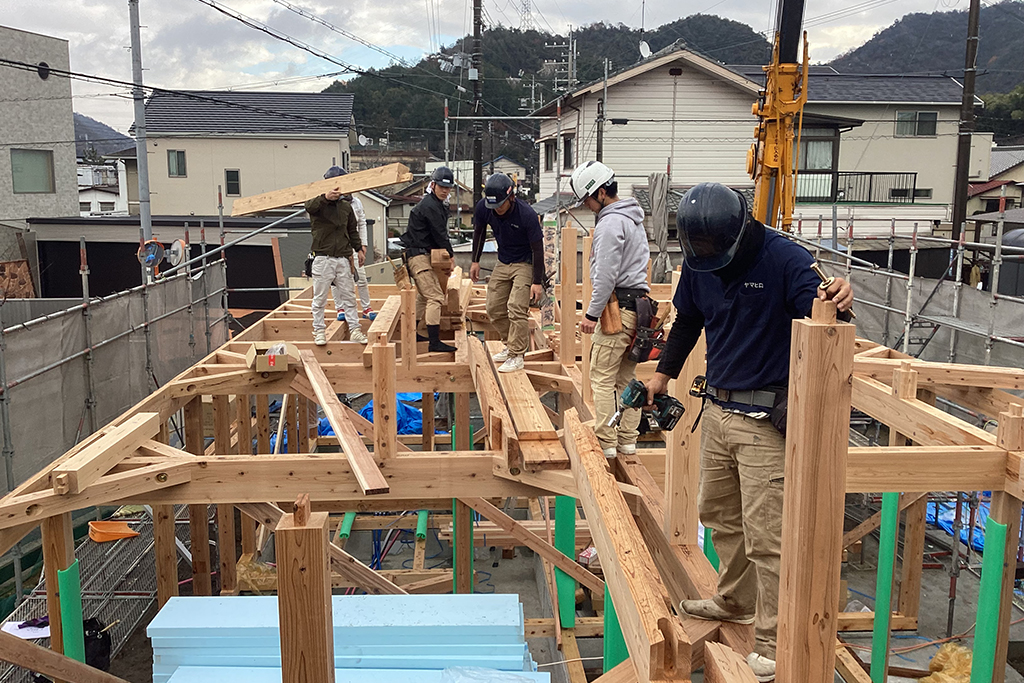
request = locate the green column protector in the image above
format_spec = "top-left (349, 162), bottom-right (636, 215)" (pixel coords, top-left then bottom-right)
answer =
top-left (971, 516), bottom-right (1008, 683)
top-left (416, 510), bottom-right (429, 540)
top-left (554, 496), bottom-right (577, 627)
top-left (603, 591), bottom-right (628, 672)
top-left (452, 499), bottom-right (474, 594)
top-left (704, 526), bottom-right (720, 571)
top-left (339, 511), bottom-right (356, 539)
top-left (57, 558), bottom-right (85, 663)
top-left (870, 491), bottom-right (900, 683)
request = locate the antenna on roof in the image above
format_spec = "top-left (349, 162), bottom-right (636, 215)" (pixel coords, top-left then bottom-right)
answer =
top-left (639, 0), bottom-right (650, 59)
top-left (639, 41), bottom-right (651, 59)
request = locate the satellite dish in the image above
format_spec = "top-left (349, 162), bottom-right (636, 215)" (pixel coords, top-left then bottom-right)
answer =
top-left (137, 240), bottom-right (165, 267)
top-left (639, 41), bottom-right (651, 59)
top-left (358, 134), bottom-right (369, 146)
top-left (166, 239), bottom-right (187, 267)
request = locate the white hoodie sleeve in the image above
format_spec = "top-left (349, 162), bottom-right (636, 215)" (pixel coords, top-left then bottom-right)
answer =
top-left (351, 195), bottom-right (367, 245)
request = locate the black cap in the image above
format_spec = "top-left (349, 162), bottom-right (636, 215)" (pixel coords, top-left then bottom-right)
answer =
top-left (431, 166), bottom-right (455, 187)
top-left (484, 173), bottom-right (514, 209)
top-left (325, 166), bottom-right (347, 179)
top-left (676, 183), bottom-right (750, 272)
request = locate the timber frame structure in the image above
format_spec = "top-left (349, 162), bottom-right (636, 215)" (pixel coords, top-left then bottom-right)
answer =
top-left (1, 226), bottom-right (1023, 683)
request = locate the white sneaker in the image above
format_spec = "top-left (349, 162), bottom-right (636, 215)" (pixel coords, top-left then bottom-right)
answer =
top-left (497, 355), bottom-right (524, 373)
top-left (491, 346), bottom-right (510, 363)
top-left (349, 328), bottom-right (368, 345)
top-left (745, 653), bottom-right (776, 683)
top-left (602, 447), bottom-right (617, 458)
top-left (617, 443), bottom-right (637, 455)
top-left (313, 330), bottom-right (327, 346)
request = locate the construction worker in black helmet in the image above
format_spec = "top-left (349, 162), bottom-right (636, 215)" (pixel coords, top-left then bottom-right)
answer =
top-left (469, 173), bottom-right (544, 373)
top-left (399, 166), bottom-right (457, 353)
top-left (645, 182), bottom-right (853, 683)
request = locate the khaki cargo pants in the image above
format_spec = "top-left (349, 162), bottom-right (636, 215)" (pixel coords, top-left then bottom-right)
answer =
top-left (486, 261), bottom-right (533, 356)
top-left (408, 254), bottom-right (445, 326)
top-left (699, 401), bottom-right (785, 660)
top-left (589, 309), bottom-right (641, 451)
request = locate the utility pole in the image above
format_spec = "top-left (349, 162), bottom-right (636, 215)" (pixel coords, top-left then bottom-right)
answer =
top-left (472, 0), bottom-right (483, 207)
top-left (444, 99), bottom-right (450, 164)
top-left (128, 0), bottom-right (153, 243)
top-left (596, 58), bottom-right (608, 162)
top-left (950, 0), bottom-right (981, 252)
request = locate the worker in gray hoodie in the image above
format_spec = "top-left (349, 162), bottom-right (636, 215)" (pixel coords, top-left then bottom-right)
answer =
top-left (570, 160), bottom-right (651, 456)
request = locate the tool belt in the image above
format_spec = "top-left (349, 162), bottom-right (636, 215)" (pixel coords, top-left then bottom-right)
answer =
top-left (625, 293), bottom-right (665, 363)
top-left (614, 287), bottom-right (648, 312)
top-left (689, 375), bottom-right (789, 436)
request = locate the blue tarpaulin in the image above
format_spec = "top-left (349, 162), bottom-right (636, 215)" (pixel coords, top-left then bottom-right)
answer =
top-left (926, 497), bottom-right (990, 552)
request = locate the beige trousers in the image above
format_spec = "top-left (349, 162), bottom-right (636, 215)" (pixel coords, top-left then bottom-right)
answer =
top-left (589, 309), bottom-right (640, 450)
top-left (408, 254), bottom-right (445, 326)
top-left (486, 261), bottom-right (533, 356)
top-left (699, 401), bottom-right (785, 659)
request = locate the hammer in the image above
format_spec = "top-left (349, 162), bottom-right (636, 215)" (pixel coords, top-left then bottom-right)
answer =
top-left (810, 262), bottom-right (856, 319)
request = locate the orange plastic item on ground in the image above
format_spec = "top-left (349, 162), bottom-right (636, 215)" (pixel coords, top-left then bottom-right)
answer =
top-left (88, 521), bottom-right (140, 543)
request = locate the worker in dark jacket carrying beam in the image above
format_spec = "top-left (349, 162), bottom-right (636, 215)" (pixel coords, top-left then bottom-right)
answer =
top-left (645, 182), bottom-right (853, 683)
top-left (469, 173), bottom-right (544, 373)
top-left (400, 166), bottom-right (457, 353)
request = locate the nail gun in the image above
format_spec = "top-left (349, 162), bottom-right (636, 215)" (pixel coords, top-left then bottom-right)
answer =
top-left (607, 378), bottom-right (685, 432)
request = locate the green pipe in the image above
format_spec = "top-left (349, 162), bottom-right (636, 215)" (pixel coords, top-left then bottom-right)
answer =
top-left (704, 526), bottom-right (720, 571)
top-left (339, 511), bottom-right (356, 539)
top-left (971, 516), bottom-right (1008, 683)
top-left (554, 496), bottom-right (577, 627)
top-left (870, 492), bottom-right (900, 683)
top-left (603, 591), bottom-right (628, 672)
top-left (416, 510), bottom-right (429, 540)
top-left (57, 559), bottom-right (85, 663)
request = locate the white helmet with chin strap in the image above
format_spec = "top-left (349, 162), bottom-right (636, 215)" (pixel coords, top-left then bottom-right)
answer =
top-left (569, 160), bottom-right (615, 208)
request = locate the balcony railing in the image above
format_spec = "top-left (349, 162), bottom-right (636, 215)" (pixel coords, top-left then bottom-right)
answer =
top-left (797, 171), bottom-right (918, 204)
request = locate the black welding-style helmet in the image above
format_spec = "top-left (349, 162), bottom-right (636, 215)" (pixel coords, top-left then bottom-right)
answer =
top-left (676, 183), bottom-right (750, 272)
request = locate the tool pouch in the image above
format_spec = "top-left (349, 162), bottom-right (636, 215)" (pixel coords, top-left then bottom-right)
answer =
top-left (768, 386), bottom-right (789, 437)
top-left (626, 296), bottom-right (665, 363)
top-left (304, 252), bottom-right (314, 278)
top-left (600, 294), bottom-right (623, 335)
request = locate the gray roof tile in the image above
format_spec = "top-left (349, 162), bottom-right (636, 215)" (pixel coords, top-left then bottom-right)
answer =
top-left (991, 146), bottom-right (1024, 178)
top-left (728, 66), bottom-right (974, 104)
top-left (142, 91), bottom-right (354, 135)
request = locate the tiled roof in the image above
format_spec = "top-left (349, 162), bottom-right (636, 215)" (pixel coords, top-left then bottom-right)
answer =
top-left (991, 146), bottom-right (1024, 178)
top-left (141, 91), bottom-right (354, 136)
top-left (633, 186), bottom-right (756, 214)
top-left (969, 179), bottom-right (1017, 197)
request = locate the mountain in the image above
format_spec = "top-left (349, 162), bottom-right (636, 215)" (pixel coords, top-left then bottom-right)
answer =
top-left (74, 112), bottom-right (133, 160)
top-left (828, 1), bottom-right (1024, 95)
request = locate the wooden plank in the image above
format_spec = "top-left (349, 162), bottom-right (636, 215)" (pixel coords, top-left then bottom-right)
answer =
top-left (363, 295), bottom-right (402, 366)
top-left (562, 630), bottom-right (589, 683)
top-left (487, 340), bottom-right (558, 441)
top-left (342, 405), bottom-right (412, 453)
top-left (525, 370), bottom-right (575, 394)
top-left (665, 331), bottom-right (704, 545)
top-left (184, 396), bottom-right (213, 597)
top-left (564, 408), bottom-right (688, 681)
top-left (775, 301), bottom-right (854, 683)
top-left (467, 335), bottom-right (519, 466)
top-left (591, 660), bottom-right (638, 683)
top-left (836, 612), bottom-right (918, 632)
top-left (898, 494), bottom-right (928, 619)
top-left (256, 394), bottom-right (271, 453)
top-left (853, 356), bottom-right (1024, 390)
top-left (842, 492), bottom-right (928, 548)
top-left (704, 642), bottom-right (758, 683)
top-left (581, 235), bottom-right (593, 403)
top-left (300, 350), bottom-right (389, 495)
top-left (525, 616), bottom-right (603, 639)
top-left (455, 392), bottom-right (471, 451)
top-left (845, 445), bottom-right (1005, 493)
top-left (560, 227), bottom-right (577, 366)
top-left (422, 391), bottom-right (435, 452)
top-left (401, 286), bottom-right (417, 371)
top-left (0, 630), bottom-right (129, 683)
top-left (453, 499), bottom-right (472, 594)
top-left (835, 640), bottom-right (873, 683)
top-left (460, 497), bottom-right (604, 594)
top-left (232, 162), bottom-right (412, 216)
top-left (213, 395), bottom-right (238, 596)
top-left (275, 506), bottom-right (335, 683)
top-left (153, 504), bottom-right (179, 608)
top-left (372, 342), bottom-right (398, 461)
top-left (40, 513), bottom-right (74, 675)
top-left (52, 412), bottom-right (160, 494)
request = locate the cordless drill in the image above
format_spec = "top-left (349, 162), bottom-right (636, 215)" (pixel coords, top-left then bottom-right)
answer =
top-left (606, 378), bottom-right (685, 432)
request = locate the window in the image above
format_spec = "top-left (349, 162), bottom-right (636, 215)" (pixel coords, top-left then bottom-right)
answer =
top-left (563, 137), bottom-right (573, 170)
top-left (913, 188), bottom-right (932, 200)
top-left (167, 150), bottom-right (187, 177)
top-left (544, 140), bottom-right (555, 172)
top-left (896, 111), bottom-right (938, 137)
top-left (225, 169), bottom-right (241, 196)
top-left (11, 149), bottom-right (55, 194)
top-left (99, 201), bottom-right (115, 212)
top-left (80, 201), bottom-right (92, 212)
top-left (794, 128), bottom-right (838, 202)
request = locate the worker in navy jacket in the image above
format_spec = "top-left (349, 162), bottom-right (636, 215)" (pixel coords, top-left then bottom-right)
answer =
top-left (645, 183), bottom-right (853, 683)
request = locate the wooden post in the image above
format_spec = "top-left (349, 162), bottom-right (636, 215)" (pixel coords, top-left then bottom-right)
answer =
top-left (992, 404), bottom-right (1024, 683)
top-left (453, 498), bottom-right (473, 594)
top-left (212, 395), bottom-right (238, 595)
top-left (560, 226), bottom-right (577, 367)
top-left (401, 286), bottom-right (417, 371)
top-left (236, 394), bottom-right (253, 454)
top-left (41, 512), bottom-right (74, 673)
top-left (455, 392), bottom-right (471, 451)
top-left (256, 394), bottom-right (271, 453)
top-left (897, 385), bottom-right (933, 621)
top-left (421, 391), bottom-right (435, 452)
top-left (775, 300), bottom-right (854, 683)
top-left (372, 341), bottom-right (398, 460)
top-left (183, 397), bottom-right (212, 596)
top-left (276, 496), bottom-right (335, 683)
top-left (153, 504), bottom-right (179, 608)
top-left (665, 330), bottom-right (706, 546)
top-left (297, 397), bottom-right (310, 452)
top-left (581, 235), bottom-right (593, 402)
top-left (287, 394), bottom-right (298, 454)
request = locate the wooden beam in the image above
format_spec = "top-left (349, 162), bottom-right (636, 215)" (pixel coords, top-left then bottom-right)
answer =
top-left (834, 641), bottom-right (873, 683)
top-left (183, 396), bottom-right (213, 597)
top-left (422, 391), bottom-right (435, 452)
top-left (362, 295), bottom-right (402, 366)
top-left (704, 642), bottom-right (758, 683)
top-left (853, 356), bottom-right (1024, 390)
top-left (300, 350), bottom-right (389, 495)
top-left (581, 235), bottom-right (593, 404)
top-left (526, 370), bottom-right (575, 394)
top-left (590, 660), bottom-right (638, 683)
top-left (488, 340), bottom-right (558, 441)
top-left (372, 341), bottom-right (399, 461)
top-left (342, 405), bottom-right (412, 453)
top-left (401, 287), bottom-right (417, 371)
top-left (775, 300), bottom-right (854, 683)
top-left (232, 162), bottom-right (412, 216)
top-left (460, 497), bottom-right (604, 594)
top-left (153, 504), bottom-right (179, 608)
top-left (52, 412), bottom-right (160, 494)
top-left (41, 513), bottom-right (74, 676)
top-left (0, 630), bottom-right (129, 683)
top-left (212, 395), bottom-right (238, 595)
top-left (564, 408), bottom-right (688, 681)
top-left (842, 492), bottom-right (928, 548)
top-left (455, 392), bottom-right (471, 451)
top-left (562, 630), bottom-right (589, 683)
top-left (560, 227), bottom-right (577, 366)
top-left (845, 445), bottom-right (1005, 493)
top-left (275, 503), bottom-right (335, 683)
top-left (664, 331), bottom-right (704, 545)
top-left (453, 498), bottom-right (472, 594)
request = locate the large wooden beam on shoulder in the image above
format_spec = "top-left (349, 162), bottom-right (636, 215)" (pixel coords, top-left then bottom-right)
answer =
top-left (300, 350), bottom-right (389, 495)
top-left (232, 162), bottom-right (412, 216)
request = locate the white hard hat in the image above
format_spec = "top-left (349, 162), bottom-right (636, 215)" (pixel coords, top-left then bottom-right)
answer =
top-left (569, 160), bottom-right (615, 208)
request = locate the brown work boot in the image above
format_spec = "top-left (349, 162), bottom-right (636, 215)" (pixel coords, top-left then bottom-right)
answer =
top-left (678, 598), bottom-right (755, 625)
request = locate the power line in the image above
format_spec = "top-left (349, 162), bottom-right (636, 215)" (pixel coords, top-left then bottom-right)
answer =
top-left (271, 0), bottom-right (412, 66)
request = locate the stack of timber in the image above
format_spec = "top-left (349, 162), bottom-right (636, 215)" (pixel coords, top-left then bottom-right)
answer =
top-left (147, 594), bottom-right (544, 682)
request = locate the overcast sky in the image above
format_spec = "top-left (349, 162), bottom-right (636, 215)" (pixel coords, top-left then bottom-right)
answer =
top-left (1, 0), bottom-right (965, 135)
